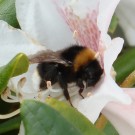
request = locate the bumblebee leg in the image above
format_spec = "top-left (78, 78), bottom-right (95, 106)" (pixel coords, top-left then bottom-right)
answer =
top-left (57, 72), bottom-right (73, 106)
top-left (39, 79), bottom-right (47, 90)
top-left (76, 79), bottom-right (84, 98)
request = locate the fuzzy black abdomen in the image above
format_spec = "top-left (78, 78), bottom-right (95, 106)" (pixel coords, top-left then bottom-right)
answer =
top-left (37, 62), bottom-right (76, 89)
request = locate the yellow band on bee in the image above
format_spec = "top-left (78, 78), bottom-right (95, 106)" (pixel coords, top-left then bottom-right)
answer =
top-left (73, 48), bottom-right (96, 72)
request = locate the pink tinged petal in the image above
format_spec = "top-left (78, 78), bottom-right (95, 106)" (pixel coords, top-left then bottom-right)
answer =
top-left (98, 0), bottom-right (120, 34)
top-left (102, 88), bottom-right (135, 135)
top-left (0, 21), bottom-right (45, 66)
top-left (116, 0), bottom-right (135, 46)
top-left (54, 0), bottom-right (100, 52)
top-left (16, 0), bottom-right (75, 51)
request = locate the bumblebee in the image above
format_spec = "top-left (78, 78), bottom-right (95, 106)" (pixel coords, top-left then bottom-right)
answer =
top-left (29, 45), bottom-right (103, 105)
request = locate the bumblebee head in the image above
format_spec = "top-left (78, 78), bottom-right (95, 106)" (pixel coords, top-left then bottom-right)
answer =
top-left (83, 60), bottom-right (103, 87)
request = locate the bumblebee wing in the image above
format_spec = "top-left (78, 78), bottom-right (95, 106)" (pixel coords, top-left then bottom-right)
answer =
top-left (28, 50), bottom-right (70, 65)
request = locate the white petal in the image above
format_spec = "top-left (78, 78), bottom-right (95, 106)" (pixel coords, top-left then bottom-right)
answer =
top-left (0, 21), bottom-right (45, 66)
top-left (0, 21), bottom-right (46, 94)
top-left (18, 122), bottom-right (25, 135)
top-left (77, 77), bottom-right (131, 123)
top-left (102, 88), bottom-right (135, 135)
top-left (16, 0), bottom-right (75, 51)
top-left (116, 0), bottom-right (135, 46)
top-left (98, 0), bottom-right (120, 34)
top-left (57, 0), bottom-right (99, 18)
top-left (10, 64), bottom-right (39, 93)
top-left (104, 37), bottom-right (124, 76)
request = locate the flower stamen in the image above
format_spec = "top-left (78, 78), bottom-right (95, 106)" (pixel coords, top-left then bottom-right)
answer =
top-left (0, 109), bottom-right (20, 119)
top-left (1, 87), bottom-right (19, 103)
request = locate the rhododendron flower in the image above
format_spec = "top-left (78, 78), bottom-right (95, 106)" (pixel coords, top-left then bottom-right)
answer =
top-left (116, 0), bottom-right (135, 46)
top-left (0, 0), bottom-right (132, 130)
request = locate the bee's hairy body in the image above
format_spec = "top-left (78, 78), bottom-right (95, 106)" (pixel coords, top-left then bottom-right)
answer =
top-left (37, 45), bottom-right (103, 106)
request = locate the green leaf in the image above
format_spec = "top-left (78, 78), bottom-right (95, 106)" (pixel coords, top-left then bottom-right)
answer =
top-left (113, 47), bottom-right (135, 84)
top-left (0, 0), bottom-right (20, 28)
top-left (46, 98), bottom-right (105, 135)
top-left (0, 116), bottom-right (21, 134)
top-left (21, 100), bottom-right (83, 135)
top-left (109, 15), bottom-right (118, 34)
top-left (0, 53), bottom-right (29, 94)
top-left (95, 115), bottom-right (118, 135)
top-left (103, 121), bottom-right (119, 135)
